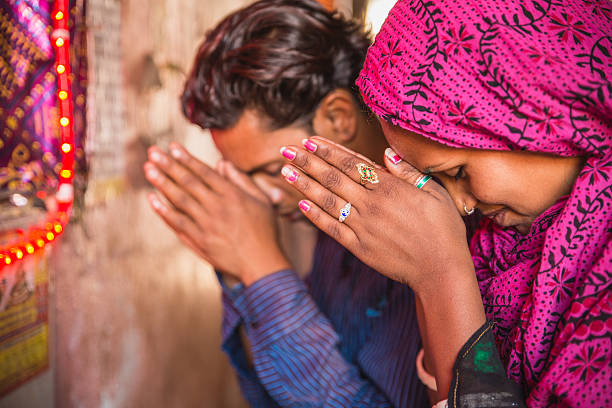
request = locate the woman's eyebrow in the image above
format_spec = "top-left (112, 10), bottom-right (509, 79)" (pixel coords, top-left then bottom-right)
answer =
top-left (424, 163), bottom-right (444, 174)
top-left (423, 159), bottom-right (458, 174)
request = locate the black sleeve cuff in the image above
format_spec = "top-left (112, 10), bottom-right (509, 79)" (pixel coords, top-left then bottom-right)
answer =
top-left (448, 321), bottom-right (526, 408)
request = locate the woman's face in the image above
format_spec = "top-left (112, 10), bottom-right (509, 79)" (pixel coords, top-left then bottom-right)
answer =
top-left (380, 120), bottom-right (585, 234)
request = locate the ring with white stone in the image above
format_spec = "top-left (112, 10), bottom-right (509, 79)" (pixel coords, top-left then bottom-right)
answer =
top-left (338, 202), bottom-right (352, 223)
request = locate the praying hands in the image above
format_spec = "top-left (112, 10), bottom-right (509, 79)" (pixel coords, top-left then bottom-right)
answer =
top-left (144, 143), bottom-right (290, 286)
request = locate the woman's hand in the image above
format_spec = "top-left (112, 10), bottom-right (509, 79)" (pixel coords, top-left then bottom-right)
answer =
top-left (144, 143), bottom-right (290, 286)
top-left (282, 137), bottom-right (486, 399)
top-left (280, 137), bottom-right (473, 293)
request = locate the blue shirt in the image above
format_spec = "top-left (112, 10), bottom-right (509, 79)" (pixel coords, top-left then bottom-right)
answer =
top-left (220, 232), bottom-right (428, 407)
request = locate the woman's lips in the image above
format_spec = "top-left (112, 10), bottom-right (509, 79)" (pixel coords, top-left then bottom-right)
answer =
top-left (484, 208), bottom-right (507, 226)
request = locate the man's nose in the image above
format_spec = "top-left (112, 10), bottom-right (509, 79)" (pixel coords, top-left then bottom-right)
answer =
top-left (267, 187), bottom-right (284, 205)
top-left (252, 175), bottom-right (284, 204)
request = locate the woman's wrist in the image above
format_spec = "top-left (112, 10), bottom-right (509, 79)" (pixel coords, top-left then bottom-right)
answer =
top-left (413, 261), bottom-right (486, 400)
top-left (412, 248), bottom-right (475, 297)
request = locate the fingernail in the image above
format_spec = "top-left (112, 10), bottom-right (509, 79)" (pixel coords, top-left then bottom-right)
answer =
top-left (150, 196), bottom-right (163, 210)
top-left (149, 150), bottom-right (166, 165)
top-left (145, 166), bottom-right (159, 179)
top-left (302, 139), bottom-right (318, 153)
top-left (385, 148), bottom-right (402, 165)
top-left (281, 166), bottom-right (298, 183)
top-left (170, 146), bottom-right (184, 160)
top-left (299, 200), bottom-right (311, 212)
top-left (280, 147), bottom-right (296, 160)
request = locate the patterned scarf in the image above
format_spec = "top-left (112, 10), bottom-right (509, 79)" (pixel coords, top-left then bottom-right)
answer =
top-left (357, 0), bottom-right (611, 406)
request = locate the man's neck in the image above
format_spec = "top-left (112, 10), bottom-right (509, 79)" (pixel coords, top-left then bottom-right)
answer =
top-left (277, 217), bottom-right (319, 280)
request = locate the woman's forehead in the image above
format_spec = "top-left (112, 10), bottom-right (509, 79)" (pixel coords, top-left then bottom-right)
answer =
top-left (382, 120), bottom-right (462, 164)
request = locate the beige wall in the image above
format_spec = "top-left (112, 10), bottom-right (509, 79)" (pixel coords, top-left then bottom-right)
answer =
top-left (52, 0), bottom-right (253, 407)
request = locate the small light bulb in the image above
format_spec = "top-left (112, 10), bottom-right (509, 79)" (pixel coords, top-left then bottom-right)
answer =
top-left (60, 169), bottom-right (72, 178)
top-left (58, 90), bottom-right (68, 100)
top-left (60, 117), bottom-right (69, 127)
top-left (46, 232), bottom-right (55, 241)
top-left (54, 224), bottom-right (63, 233)
top-left (55, 11), bottom-right (64, 20)
top-left (56, 38), bottom-right (64, 47)
top-left (26, 244), bottom-right (35, 254)
top-left (15, 250), bottom-right (23, 260)
top-left (61, 143), bottom-right (72, 153)
top-left (36, 239), bottom-right (45, 247)
top-left (56, 64), bottom-right (65, 74)
top-left (4, 257), bottom-right (11, 265)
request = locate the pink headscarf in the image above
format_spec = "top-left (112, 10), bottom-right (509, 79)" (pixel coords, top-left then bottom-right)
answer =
top-left (357, 0), bottom-right (611, 406)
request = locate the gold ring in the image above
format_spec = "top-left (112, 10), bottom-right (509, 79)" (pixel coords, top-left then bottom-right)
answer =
top-left (356, 163), bottom-right (379, 185)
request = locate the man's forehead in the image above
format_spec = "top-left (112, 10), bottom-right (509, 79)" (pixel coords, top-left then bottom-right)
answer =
top-left (211, 129), bottom-right (278, 173)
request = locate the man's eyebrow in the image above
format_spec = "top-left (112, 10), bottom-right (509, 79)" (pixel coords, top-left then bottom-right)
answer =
top-left (246, 160), bottom-right (283, 176)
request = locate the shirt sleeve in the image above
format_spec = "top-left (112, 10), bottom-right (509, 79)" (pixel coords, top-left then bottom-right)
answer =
top-left (219, 274), bottom-right (281, 407)
top-left (230, 269), bottom-right (393, 407)
top-left (448, 321), bottom-right (526, 408)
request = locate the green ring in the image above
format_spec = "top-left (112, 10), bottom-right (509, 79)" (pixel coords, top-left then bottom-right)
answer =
top-left (416, 175), bottom-right (431, 189)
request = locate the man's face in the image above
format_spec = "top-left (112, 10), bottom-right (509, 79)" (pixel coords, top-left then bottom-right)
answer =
top-left (211, 110), bottom-right (312, 221)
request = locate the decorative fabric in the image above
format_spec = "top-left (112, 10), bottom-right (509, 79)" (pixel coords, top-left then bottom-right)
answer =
top-left (357, 0), bottom-right (611, 406)
top-left (220, 232), bottom-right (429, 407)
top-left (0, 0), bottom-right (87, 196)
top-left (449, 321), bottom-right (525, 408)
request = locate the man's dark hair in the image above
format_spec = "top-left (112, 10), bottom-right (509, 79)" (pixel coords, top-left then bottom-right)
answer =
top-left (181, 0), bottom-right (371, 131)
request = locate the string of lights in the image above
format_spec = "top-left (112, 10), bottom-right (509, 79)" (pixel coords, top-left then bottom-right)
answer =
top-left (0, 0), bottom-right (75, 271)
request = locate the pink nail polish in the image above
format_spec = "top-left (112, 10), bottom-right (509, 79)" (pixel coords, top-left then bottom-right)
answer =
top-left (299, 200), bottom-right (311, 212)
top-left (280, 147), bottom-right (297, 160)
top-left (385, 148), bottom-right (402, 165)
top-left (302, 139), bottom-right (318, 152)
top-left (281, 166), bottom-right (298, 182)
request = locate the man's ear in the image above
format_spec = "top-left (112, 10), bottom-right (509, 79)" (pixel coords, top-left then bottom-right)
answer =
top-left (312, 89), bottom-right (358, 144)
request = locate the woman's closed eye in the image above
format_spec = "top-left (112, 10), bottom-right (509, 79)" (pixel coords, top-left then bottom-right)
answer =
top-left (454, 166), bottom-right (465, 181)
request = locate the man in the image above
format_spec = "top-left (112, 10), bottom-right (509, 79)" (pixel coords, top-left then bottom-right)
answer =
top-left (144, 1), bottom-right (428, 406)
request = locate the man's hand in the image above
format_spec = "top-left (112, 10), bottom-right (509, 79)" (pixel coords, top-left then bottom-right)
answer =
top-left (144, 143), bottom-right (291, 286)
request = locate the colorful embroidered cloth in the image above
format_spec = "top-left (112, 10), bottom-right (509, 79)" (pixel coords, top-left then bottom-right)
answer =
top-left (0, 0), bottom-right (86, 197)
top-left (357, 0), bottom-right (611, 406)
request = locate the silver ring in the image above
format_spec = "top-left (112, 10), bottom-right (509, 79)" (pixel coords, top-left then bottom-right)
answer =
top-left (415, 174), bottom-right (431, 189)
top-left (339, 202), bottom-right (352, 223)
top-left (464, 204), bottom-right (475, 215)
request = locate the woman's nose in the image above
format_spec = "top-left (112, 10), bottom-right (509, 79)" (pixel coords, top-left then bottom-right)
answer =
top-left (450, 183), bottom-right (477, 216)
top-left (458, 193), bottom-right (478, 216)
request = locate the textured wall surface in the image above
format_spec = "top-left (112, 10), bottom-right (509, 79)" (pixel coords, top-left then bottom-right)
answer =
top-left (52, 0), bottom-right (252, 407)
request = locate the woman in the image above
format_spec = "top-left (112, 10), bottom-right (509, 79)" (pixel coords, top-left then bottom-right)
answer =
top-left (278, 0), bottom-right (611, 406)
